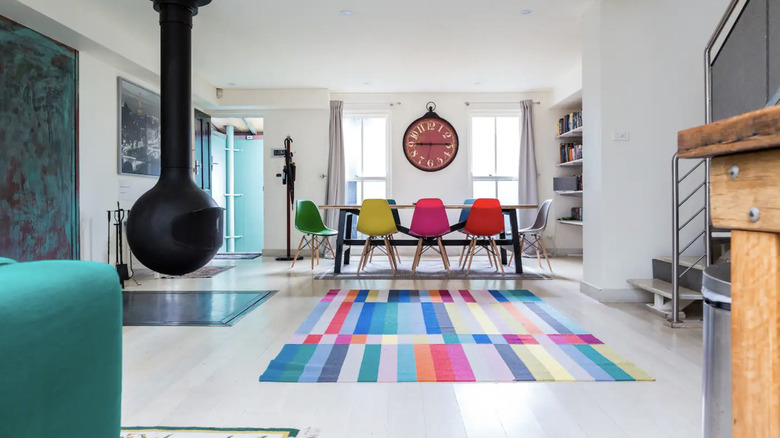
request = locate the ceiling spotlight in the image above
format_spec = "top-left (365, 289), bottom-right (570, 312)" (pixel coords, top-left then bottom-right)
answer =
top-left (339, 10), bottom-right (353, 16)
top-left (520, 9), bottom-right (533, 15)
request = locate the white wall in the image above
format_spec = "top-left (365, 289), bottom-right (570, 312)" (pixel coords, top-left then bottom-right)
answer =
top-left (78, 53), bottom-right (157, 263)
top-left (262, 109), bottom-right (331, 254)
top-left (210, 90), bottom-right (578, 256)
top-left (329, 92), bottom-right (578, 254)
top-left (581, 0), bottom-right (731, 298)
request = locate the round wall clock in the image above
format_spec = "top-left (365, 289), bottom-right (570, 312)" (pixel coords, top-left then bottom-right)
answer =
top-left (403, 102), bottom-right (459, 172)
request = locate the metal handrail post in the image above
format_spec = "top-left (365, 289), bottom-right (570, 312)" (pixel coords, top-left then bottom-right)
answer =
top-left (705, 158), bottom-right (712, 266)
top-left (671, 153), bottom-right (682, 324)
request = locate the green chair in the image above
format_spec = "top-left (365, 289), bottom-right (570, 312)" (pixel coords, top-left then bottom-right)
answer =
top-left (292, 199), bottom-right (339, 269)
top-left (0, 258), bottom-right (122, 438)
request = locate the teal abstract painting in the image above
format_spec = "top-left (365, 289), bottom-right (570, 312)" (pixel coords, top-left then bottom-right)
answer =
top-left (0, 15), bottom-right (79, 261)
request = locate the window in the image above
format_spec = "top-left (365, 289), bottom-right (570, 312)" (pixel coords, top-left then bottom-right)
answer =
top-left (343, 115), bottom-right (389, 204)
top-left (470, 114), bottom-right (521, 204)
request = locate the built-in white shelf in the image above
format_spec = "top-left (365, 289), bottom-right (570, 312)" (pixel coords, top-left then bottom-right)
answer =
top-left (555, 190), bottom-right (583, 196)
top-left (556, 158), bottom-right (583, 167)
top-left (556, 126), bottom-right (583, 139)
top-left (558, 219), bottom-right (583, 226)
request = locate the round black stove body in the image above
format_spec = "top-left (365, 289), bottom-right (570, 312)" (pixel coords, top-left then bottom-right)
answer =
top-left (126, 168), bottom-right (223, 276)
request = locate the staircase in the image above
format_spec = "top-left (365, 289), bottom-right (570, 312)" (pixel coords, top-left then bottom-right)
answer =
top-left (628, 256), bottom-right (705, 324)
top-left (627, 155), bottom-right (731, 327)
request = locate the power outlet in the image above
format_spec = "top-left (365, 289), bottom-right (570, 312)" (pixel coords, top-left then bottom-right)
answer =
top-left (545, 234), bottom-right (554, 240)
top-left (612, 131), bottom-right (630, 141)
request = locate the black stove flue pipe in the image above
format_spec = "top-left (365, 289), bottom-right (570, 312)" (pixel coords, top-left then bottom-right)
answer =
top-left (126, 0), bottom-right (223, 276)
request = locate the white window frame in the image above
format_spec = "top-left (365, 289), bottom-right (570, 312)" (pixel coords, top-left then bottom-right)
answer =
top-left (467, 109), bottom-right (522, 199)
top-left (342, 110), bottom-right (393, 202)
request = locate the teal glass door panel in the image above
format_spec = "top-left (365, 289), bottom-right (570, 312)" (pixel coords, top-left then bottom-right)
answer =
top-left (233, 138), bottom-right (264, 253)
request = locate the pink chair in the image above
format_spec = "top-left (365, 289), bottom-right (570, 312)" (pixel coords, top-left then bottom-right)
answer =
top-left (409, 198), bottom-right (452, 273)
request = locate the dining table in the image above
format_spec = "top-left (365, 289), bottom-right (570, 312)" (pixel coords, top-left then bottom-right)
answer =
top-left (319, 204), bottom-right (538, 274)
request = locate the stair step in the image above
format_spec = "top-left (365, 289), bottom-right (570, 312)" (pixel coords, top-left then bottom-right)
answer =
top-left (627, 278), bottom-right (703, 300)
top-left (712, 230), bottom-right (731, 240)
top-left (655, 256), bottom-right (707, 271)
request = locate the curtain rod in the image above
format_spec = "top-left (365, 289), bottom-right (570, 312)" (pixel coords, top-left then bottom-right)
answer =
top-left (465, 101), bottom-right (540, 106)
top-left (343, 102), bottom-right (402, 106)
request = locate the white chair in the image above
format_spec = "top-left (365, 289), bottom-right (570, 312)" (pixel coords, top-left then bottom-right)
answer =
top-left (508, 199), bottom-right (554, 272)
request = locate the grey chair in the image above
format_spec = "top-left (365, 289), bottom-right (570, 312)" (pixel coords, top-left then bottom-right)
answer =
top-left (509, 199), bottom-right (554, 272)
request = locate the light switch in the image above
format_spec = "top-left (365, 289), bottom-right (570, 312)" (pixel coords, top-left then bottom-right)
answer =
top-left (612, 131), bottom-right (630, 141)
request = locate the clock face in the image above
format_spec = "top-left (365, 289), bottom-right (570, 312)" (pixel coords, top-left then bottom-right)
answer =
top-left (403, 112), bottom-right (459, 172)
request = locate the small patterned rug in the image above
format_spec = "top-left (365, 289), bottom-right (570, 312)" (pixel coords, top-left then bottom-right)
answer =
top-left (159, 265), bottom-right (234, 278)
top-left (121, 427), bottom-right (298, 437)
top-left (259, 289), bottom-right (652, 382)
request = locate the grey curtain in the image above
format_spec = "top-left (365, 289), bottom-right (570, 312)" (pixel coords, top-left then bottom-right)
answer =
top-left (325, 100), bottom-right (346, 234)
top-left (518, 99), bottom-right (539, 228)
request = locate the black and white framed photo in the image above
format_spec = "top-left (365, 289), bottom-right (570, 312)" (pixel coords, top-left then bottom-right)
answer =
top-left (118, 78), bottom-right (161, 177)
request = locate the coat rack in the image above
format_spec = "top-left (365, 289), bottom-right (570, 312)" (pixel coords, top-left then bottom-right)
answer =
top-left (275, 136), bottom-right (302, 261)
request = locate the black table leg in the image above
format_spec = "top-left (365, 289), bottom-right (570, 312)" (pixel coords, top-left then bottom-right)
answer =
top-left (500, 231), bottom-right (508, 264)
top-left (334, 209), bottom-right (347, 274)
top-left (507, 209), bottom-right (523, 274)
top-left (344, 213), bottom-right (353, 265)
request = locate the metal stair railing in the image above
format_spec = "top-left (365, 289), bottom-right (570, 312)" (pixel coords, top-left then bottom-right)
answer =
top-left (671, 153), bottom-right (711, 325)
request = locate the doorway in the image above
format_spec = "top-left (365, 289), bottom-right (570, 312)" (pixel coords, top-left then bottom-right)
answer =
top-left (211, 118), bottom-right (264, 254)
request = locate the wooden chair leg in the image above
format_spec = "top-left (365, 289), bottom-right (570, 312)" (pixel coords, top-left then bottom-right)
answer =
top-left (538, 235), bottom-right (553, 272)
top-left (358, 238), bottom-right (371, 273)
top-left (315, 237), bottom-right (321, 266)
top-left (466, 238), bottom-right (478, 274)
top-left (459, 238), bottom-right (470, 268)
top-left (534, 235), bottom-right (542, 268)
top-left (486, 241), bottom-right (499, 272)
top-left (491, 238), bottom-right (505, 275)
top-left (384, 237), bottom-right (397, 274)
top-left (412, 238), bottom-right (423, 273)
top-left (390, 235), bottom-right (402, 264)
top-left (437, 237), bottom-right (450, 273)
top-left (291, 235), bottom-right (306, 268)
top-left (324, 237), bottom-right (336, 259)
top-left (461, 238), bottom-right (472, 270)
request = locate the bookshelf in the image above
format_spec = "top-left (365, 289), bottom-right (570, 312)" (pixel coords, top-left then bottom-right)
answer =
top-left (556, 158), bottom-right (582, 167)
top-left (554, 107), bottom-right (584, 238)
top-left (556, 125), bottom-right (583, 139)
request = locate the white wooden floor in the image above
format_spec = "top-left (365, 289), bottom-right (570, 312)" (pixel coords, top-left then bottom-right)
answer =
top-left (122, 256), bottom-right (704, 438)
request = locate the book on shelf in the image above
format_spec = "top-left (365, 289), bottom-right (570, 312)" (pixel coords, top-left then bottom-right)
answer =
top-left (559, 143), bottom-right (583, 164)
top-left (557, 110), bottom-right (583, 135)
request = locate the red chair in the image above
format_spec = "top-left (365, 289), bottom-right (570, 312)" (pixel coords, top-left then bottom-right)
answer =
top-left (462, 198), bottom-right (505, 275)
top-left (409, 198), bottom-right (451, 273)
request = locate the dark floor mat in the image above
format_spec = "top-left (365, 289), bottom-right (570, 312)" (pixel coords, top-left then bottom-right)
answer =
top-left (122, 290), bottom-right (276, 326)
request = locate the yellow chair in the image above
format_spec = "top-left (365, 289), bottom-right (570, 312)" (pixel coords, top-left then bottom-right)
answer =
top-left (356, 199), bottom-right (399, 274)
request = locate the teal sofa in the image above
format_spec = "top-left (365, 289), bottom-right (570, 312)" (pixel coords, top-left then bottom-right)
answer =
top-left (0, 258), bottom-right (122, 437)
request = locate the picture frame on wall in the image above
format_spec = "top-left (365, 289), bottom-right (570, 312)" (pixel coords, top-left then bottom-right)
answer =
top-left (118, 77), bottom-right (161, 177)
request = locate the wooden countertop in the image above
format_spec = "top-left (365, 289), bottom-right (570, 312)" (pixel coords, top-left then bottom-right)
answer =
top-left (678, 105), bottom-right (780, 158)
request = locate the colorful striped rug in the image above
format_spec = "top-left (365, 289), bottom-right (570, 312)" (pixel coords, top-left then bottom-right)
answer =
top-left (259, 289), bottom-right (652, 382)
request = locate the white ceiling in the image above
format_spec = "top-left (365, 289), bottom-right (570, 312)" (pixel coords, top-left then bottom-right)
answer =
top-left (78, 0), bottom-right (593, 93)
